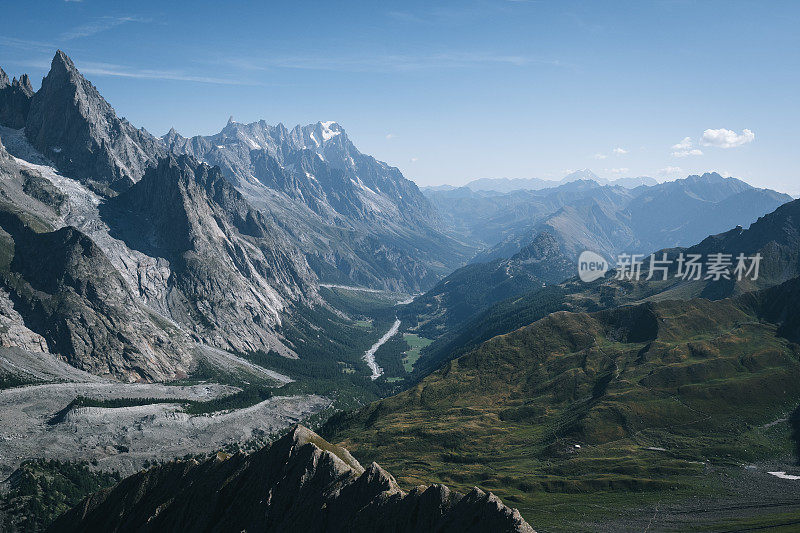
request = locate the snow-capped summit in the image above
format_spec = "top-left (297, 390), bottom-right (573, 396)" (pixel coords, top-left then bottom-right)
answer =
top-left (562, 168), bottom-right (600, 183)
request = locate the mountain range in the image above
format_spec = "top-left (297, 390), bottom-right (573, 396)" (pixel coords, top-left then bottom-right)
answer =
top-left (161, 117), bottom-right (471, 292)
top-left (0, 50), bottom-right (472, 382)
top-left (1, 51), bottom-right (470, 294)
top-left (410, 174), bottom-right (791, 342)
top-left (464, 169), bottom-right (657, 193)
top-left (408, 196), bottom-right (800, 379)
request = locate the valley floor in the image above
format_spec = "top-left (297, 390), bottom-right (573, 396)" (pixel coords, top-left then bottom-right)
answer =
top-left (571, 462), bottom-right (800, 532)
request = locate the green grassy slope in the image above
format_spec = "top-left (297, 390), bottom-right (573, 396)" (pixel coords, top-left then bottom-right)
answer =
top-left (324, 279), bottom-right (800, 529)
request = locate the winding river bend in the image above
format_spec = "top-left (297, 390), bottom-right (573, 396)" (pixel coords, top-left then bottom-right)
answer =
top-left (363, 319), bottom-right (401, 380)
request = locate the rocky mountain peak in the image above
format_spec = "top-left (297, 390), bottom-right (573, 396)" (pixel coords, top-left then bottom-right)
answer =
top-left (273, 424), bottom-right (365, 473)
top-left (24, 50), bottom-right (166, 192)
top-left (43, 50), bottom-right (83, 89)
top-left (563, 168), bottom-right (599, 182)
top-left (691, 171), bottom-right (725, 183)
top-left (52, 49), bottom-right (76, 72)
top-left (315, 120), bottom-right (344, 140)
top-left (12, 73), bottom-right (34, 95)
top-left (0, 66), bottom-right (34, 128)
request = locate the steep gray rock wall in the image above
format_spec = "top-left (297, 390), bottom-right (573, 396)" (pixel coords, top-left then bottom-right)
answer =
top-left (0, 136), bottom-right (193, 382)
top-left (0, 211), bottom-right (192, 382)
top-left (102, 155), bottom-right (319, 355)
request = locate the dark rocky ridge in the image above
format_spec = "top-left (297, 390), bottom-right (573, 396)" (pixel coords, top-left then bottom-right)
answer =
top-left (0, 69), bottom-right (34, 129)
top-left (49, 425), bottom-right (535, 533)
top-left (24, 51), bottom-right (166, 193)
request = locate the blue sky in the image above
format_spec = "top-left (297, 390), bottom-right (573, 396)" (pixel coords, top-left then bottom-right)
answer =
top-left (1, 1), bottom-right (798, 193)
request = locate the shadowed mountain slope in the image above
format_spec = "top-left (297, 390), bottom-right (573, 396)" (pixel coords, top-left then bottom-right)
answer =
top-left (0, 69), bottom-right (33, 129)
top-left (399, 231), bottom-right (573, 338)
top-left (0, 136), bottom-right (192, 382)
top-left (102, 155), bottom-right (318, 356)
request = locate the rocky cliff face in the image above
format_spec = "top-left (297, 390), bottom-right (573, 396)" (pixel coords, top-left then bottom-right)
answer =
top-left (102, 155), bottom-right (319, 355)
top-left (0, 69), bottom-right (33, 129)
top-left (0, 208), bottom-right (192, 382)
top-left (24, 51), bottom-right (166, 193)
top-left (0, 51), bottom-right (329, 377)
top-left (0, 131), bottom-right (198, 382)
top-left (49, 425), bottom-right (535, 533)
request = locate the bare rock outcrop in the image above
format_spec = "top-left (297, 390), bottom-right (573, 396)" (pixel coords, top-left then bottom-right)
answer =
top-left (102, 154), bottom-right (319, 355)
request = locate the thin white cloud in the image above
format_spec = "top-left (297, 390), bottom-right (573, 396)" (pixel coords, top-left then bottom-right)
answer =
top-left (61, 16), bottom-right (149, 40)
top-left (613, 147), bottom-right (628, 155)
top-left (593, 153), bottom-right (607, 160)
top-left (670, 136), bottom-right (703, 157)
top-left (385, 133), bottom-right (396, 140)
top-left (14, 56), bottom-right (263, 86)
top-left (672, 137), bottom-right (693, 150)
top-left (78, 61), bottom-right (260, 85)
top-left (608, 167), bottom-right (629, 174)
top-left (0, 36), bottom-right (57, 53)
top-left (223, 51), bottom-right (560, 73)
top-left (700, 128), bottom-right (755, 148)
top-left (659, 166), bottom-right (684, 176)
top-left (672, 148), bottom-right (703, 158)
top-left (410, 157), bottom-right (419, 163)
